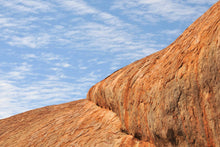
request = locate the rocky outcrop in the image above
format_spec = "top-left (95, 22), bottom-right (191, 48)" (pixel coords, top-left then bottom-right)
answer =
top-left (0, 2), bottom-right (219, 147)
top-left (0, 100), bottom-right (154, 147)
top-left (87, 1), bottom-right (220, 146)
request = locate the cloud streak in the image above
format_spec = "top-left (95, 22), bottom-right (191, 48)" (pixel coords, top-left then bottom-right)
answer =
top-left (0, 60), bottom-right (95, 118)
top-left (111, 0), bottom-right (215, 23)
top-left (0, 0), bottom-right (53, 13)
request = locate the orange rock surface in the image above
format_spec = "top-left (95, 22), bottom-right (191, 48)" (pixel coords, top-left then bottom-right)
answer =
top-left (87, 1), bottom-right (220, 146)
top-left (0, 100), bottom-right (154, 147)
top-left (0, 1), bottom-right (219, 147)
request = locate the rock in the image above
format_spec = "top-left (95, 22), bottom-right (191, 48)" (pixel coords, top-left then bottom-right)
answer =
top-left (0, 2), bottom-right (219, 147)
top-left (0, 100), bottom-right (154, 147)
top-left (87, 1), bottom-right (220, 146)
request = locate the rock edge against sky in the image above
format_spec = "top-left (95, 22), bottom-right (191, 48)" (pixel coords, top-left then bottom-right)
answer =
top-left (0, 1), bottom-right (220, 147)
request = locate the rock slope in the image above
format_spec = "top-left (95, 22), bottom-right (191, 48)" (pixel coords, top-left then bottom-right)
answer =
top-left (87, 1), bottom-right (220, 146)
top-left (0, 100), bottom-right (154, 147)
top-left (0, 1), bottom-right (219, 147)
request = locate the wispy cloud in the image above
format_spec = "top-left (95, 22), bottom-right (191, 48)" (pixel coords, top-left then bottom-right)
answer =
top-left (8, 34), bottom-right (50, 48)
top-left (161, 29), bottom-right (181, 35)
top-left (0, 0), bottom-right (172, 54)
top-left (111, 0), bottom-right (215, 23)
top-left (0, 78), bottom-right (83, 118)
top-left (77, 72), bottom-right (100, 83)
top-left (0, 59), bottom-right (95, 118)
top-left (0, 16), bottom-right (17, 28)
top-left (185, 0), bottom-right (217, 4)
top-left (57, 0), bottom-right (97, 15)
top-left (22, 53), bottom-right (66, 63)
top-left (0, 0), bottom-right (54, 13)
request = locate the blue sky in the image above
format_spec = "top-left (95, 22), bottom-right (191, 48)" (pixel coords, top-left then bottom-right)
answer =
top-left (0, 0), bottom-right (217, 119)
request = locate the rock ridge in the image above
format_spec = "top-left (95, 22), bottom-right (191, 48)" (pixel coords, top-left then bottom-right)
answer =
top-left (0, 100), bottom-right (154, 147)
top-left (87, 1), bottom-right (220, 146)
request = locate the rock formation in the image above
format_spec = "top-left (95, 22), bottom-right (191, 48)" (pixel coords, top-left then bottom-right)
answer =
top-left (0, 100), bottom-right (154, 147)
top-left (87, 1), bottom-right (220, 146)
top-left (0, 1), bottom-right (219, 147)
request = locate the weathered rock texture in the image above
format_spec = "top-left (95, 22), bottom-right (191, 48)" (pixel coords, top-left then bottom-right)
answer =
top-left (0, 2), bottom-right (219, 147)
top-left (87, 1), bottom-right (220, 146)
top-left (0, 100), bottom-right (154, 147)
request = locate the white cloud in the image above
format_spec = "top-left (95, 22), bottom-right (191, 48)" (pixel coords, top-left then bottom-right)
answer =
top-left (0, 49), bottom-right (103, 118)
top-left (0, 69), bottom-right (90, 118)
top-left (22, 54), bottom-right (38, 60)
top-left (57, 0), bottom-right (97, 15)
top-left (111, 0), bottom-right (217, 22)
top-left (0, 17), bottom-right (17, 28)
top-left (65, 21), bottom-right (149, 53)
top-left (0, 0), bottom-right (54, 13)
top-left (9, 36), bottom-right (37, 48)
top-left (55, 63), bottom-right (71, 68)
top-left (8, 34), bottom-right (50, 48)
top-left (22, 53), bottom-right (63, 63)
top-left (0, 79), bottom-right (83, 118)
top-left (1, 63), bottom-right (32, 80)
top-left (41, 53), bottom-right (62, 61)
top-left (0, 0), bottom-right (155, 54)
top-left (78, 64), bottom-right (88, 70)
top-left (185, 0), bottom-right (217, 4)
top-left (110, 61), bottom-right (121, 70)
top-left (161, 29), bottom-right (181, 35)
top-left (77, 72), bottom-right (100, 83)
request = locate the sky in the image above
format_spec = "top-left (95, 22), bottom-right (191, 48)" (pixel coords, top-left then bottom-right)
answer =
top-left (0, 0), bottom-right (218, 119)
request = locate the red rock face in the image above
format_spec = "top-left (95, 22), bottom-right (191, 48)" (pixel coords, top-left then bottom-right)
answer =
top-left (0, 100), bottom-right (154, 147)
top-left (87, 1), bottom-right (220, 146)
top-left (0, 2), bottom-right (219, 147)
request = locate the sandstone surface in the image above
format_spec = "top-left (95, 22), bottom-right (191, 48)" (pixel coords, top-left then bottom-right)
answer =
top-left (0, 1), bottom-right (219, 147)
top-left (0, 100), bottom-right (154, 147)
top-left (87, 1), bottom-right (220, 146)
